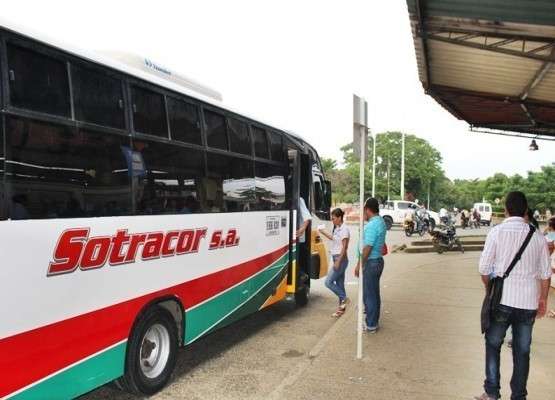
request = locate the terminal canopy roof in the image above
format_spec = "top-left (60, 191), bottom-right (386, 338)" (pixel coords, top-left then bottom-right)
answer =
top-left (406, 0), bottom-right (555, 138)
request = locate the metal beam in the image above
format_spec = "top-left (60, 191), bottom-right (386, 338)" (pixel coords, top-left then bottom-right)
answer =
top-left (520, 47), bottom-right (555, 101)
top-left (425, 32), bottom-right (555, 63)
top-left (520, 103), bottom-right (537, 126)
top-left (470, 126), bottom-right (555, 141)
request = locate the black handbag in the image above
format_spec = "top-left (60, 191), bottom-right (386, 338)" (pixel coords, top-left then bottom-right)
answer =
top-left (480, 225), bottom-right (535, 334)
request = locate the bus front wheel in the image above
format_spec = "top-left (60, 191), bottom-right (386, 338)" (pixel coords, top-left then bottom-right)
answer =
top-left (117, 306), bottom-right (178, 396)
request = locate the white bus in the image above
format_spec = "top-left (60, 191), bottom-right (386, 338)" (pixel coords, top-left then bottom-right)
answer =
top-left (0, 20), bottom-right (331, 399)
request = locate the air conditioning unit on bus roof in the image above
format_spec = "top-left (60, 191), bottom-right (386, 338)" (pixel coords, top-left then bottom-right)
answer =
top-left (101, 51), bottom-right (223, 102)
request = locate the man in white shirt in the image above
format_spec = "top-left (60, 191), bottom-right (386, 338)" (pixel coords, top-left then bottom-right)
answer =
top-left (475, 192), bottom-right (551, 400)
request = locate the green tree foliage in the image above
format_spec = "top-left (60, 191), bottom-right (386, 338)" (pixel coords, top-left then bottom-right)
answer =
top-left (322, 133), bottom-right (555, 212)
top-left (327, 132), bottom-right (445, 206)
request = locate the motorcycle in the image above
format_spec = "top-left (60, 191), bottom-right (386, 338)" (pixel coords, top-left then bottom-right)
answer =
top-left (404, 220), bottom-right (415, 237)
top-left (405, 218), bottom-right (429, 237)
top-left (430, 224), bottom-right (464, 254)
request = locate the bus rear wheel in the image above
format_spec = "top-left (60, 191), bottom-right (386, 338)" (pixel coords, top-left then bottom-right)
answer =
top-left (116, 306), bottom-right (178, 396)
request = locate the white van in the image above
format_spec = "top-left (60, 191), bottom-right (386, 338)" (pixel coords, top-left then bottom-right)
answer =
top-left (473, 202), bottom-right (493, 226)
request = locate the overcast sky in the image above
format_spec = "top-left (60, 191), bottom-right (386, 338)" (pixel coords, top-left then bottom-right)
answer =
top-left (4, 0), bottom-right (554, 180)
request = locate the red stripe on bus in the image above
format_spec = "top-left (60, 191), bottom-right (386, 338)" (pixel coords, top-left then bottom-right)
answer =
top-left (0, 245), bottom-right (288, 398)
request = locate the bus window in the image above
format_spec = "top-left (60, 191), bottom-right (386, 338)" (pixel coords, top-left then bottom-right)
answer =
top-left (252, 126), bottom-right (269, 159)
top-left (72, 64), bottom-right (125, 129)
top-left (255, 162), bottom-right (287, 210)
top-left (7, 43), bottom-right (70, 117)
top-left (204, 110), bottom-right (228, 150)
top-left (131, 85), bottom-right (168, 138)
top-left (206, 153), bottom-right (255, 212)
top-left (228, 117), bottom-right (251, 155)
top-left (134, 140), bottom-right (204, 215)
top-left (269, 131), bottom-right (285, 162)
top-left (5, 117), bottom-right (132, 219)
top-left (167, 97), bottom-right (202, 146)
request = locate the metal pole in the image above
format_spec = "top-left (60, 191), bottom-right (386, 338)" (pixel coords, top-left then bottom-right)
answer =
top-left (400, 132), bottom-right (405, 200)
top-left (357, 125), bottom-right (365, 360)
top-left (371, 130), bottom-right (376, 197)
top-left (387, 153), bottom-right (391, 201)
top-left (427, 181), bottom-right (431, 209)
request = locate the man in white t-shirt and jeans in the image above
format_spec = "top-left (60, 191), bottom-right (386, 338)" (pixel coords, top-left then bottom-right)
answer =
top-left (475, 191), bottom-right (551, 400)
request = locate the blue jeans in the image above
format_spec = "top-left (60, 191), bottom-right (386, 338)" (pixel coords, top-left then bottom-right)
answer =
top-left (325, 255), bottom-right (348, 302)
top-left (484, 304), bottom-right (537, 400)
top-left (363, 257), bottom-right (384, 329)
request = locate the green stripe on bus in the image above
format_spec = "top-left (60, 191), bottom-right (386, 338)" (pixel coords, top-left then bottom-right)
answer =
top-left (185, 251), bottom-right (289, 343)
top-left (9, 342), bottom-right (126, 400)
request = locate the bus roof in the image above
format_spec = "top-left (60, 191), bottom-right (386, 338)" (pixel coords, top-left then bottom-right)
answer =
top-left (0, 17), bottom-right (316, 152)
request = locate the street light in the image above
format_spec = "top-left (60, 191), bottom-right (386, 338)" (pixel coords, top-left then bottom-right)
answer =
top-left (529, 139), bottom-right (539, 151)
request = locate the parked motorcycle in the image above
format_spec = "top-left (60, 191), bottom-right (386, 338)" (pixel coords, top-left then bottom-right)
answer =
top-left (404, 220), bottom-right (415, 237)
top-left (430, 225), bottom-right (464, 254)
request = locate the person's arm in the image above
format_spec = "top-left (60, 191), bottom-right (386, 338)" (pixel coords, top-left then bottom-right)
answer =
top-left (537, 237), bottom-right (552, 318)
top-left (318, 228), bottom-right (333, 241)
top-left (537, 279), bottom-right (550, 318)
top-left (296, 220), bottom-right (310, 238)
top-left (479, 229), bottom-right (497, 291)
top-left (354, 245), bottom-right (372, 277)
top-left (334, 237), bottom-right (349, 270)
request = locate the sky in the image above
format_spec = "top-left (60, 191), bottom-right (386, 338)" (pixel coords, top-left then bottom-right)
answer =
top-left (3, 0), bottom-right (554, 180)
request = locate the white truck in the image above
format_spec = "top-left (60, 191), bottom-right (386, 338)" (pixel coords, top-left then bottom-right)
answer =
top-left (380, 200), bottom-right (440, 231)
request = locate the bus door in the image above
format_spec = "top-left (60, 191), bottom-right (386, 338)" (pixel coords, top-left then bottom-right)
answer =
top-left (286, 149), bottom-right (310, 297)
top-left (297, 152), bottom-right (312, 288)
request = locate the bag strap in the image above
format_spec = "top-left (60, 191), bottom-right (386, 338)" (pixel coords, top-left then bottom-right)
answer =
top-left (503, 225), bottom-right (535, 279)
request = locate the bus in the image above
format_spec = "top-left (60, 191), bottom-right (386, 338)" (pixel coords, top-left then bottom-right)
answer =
top-left (0, 20), bottom-right (331, 399)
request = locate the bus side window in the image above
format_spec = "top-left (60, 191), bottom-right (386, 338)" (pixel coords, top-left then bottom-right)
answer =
top-left (228, 117), bottom-right (251, 155)
top-left (6, 43), bottom-right (71, 117)
top-left (205, 110), bottom-right (228, 151)
top-left (134, 140), bottom-right (204, 215)
top-left (5, 117), bottom-right (132, 219)
top-left (206, 153), bottom-right (255, 212)
top-left (167, 97), bottom-right (202, 146)
top-left (131, 85), bottom-right (168, 138)
top-left (269, 131), bottom-right (285, 162)
top-left (72, 64), bottom-right (125, 130)
top-left (255, 162), bottom-right (287, 211)
top-left (252, 126), bottom-right (269, 159)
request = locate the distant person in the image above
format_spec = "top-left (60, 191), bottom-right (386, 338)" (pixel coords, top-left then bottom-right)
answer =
top-left (319, 208), bottom-right (350, 317)
top-left (355, 197), bottom-right (387, 333)
top-left (475, 191), bottom-right (551, 400)
top-left (439, 207), bottom-right (448, 225)
top-left (473, 208), bottom-right (481, 228)
top-left (544, 217), bottom-right (555, 318)
top-left (526, 208), bottom-right (539, 230)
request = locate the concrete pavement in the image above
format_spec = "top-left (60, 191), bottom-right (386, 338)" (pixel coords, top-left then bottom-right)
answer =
top-left (267, 252), bottom-right (555, 399)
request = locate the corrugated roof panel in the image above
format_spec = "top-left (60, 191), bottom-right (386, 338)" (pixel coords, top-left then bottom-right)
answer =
top-left (407, 0), bottom-right (555, 26)
top-left (530, 68), bottom-right (555, 102)
top-left (428, 41), bottom-right (541, 97)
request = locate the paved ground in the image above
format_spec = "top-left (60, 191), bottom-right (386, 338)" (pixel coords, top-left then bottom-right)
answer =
top-left (82, 226), bottom-right (555, 400)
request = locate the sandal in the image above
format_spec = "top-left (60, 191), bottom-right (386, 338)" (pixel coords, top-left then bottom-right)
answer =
top-left (332, 309), bottom-right (345, 318)
top-left (548, 310), bottom-right (555, 318)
